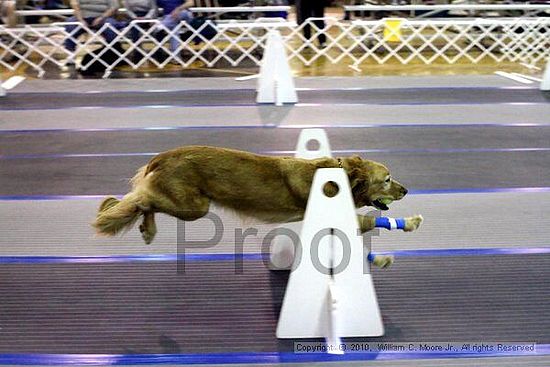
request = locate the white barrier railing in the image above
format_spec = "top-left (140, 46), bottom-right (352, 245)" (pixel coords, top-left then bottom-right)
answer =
top-left (344, 3), bottom-right (550, 19)
top-left (1, 17), bottom-right (549, 77)
top-left (190, 5), bottom-right (290, 14)
top-left (14, 6), bottom-right (291, 23)
top-left (19, 4), bottom-right (548, 20)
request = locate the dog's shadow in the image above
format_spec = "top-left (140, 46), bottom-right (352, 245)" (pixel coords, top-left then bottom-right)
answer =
top-left (269, 269), bottom-right (305, 352)
top-left (269, 269), bottom-right (290, 320)
top-left (159, 334), bottom-right (182, 354)
top-left (258, 105), bottom-right (294, 126)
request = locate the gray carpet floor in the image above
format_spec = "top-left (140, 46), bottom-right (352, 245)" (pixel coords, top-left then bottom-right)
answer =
top-left (0, 75), bottom-right (548, 366)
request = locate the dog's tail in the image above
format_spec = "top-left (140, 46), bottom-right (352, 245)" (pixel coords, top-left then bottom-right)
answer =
top-left (130, 165), bottom-right (148, 189)
top-left (93, 166), bottom-right (149, 236)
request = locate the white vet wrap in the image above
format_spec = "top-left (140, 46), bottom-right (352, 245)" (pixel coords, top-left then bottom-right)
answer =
top-left (388, 218), bottom-right (397, 230)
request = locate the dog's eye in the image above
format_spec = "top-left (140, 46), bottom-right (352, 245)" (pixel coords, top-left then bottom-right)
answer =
top-left (385, 177), bottom-right (391, 183)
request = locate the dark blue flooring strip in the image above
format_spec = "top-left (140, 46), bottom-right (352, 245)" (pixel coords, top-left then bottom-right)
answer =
top-left (0, 248), bottom-right (548, 264)
top-left (0, 103), bottom-right (255, 111)
top-left (7, 86), bottom-right (535, 96)
top-left (1, 101), bottom-right (547, 111)
top-left (376, 247), bottom-right (550, 257)
top-left (0, 253), bottom-right (265, 264)
top-left (0, 152), bottom-right (159, 160)
top-left (0, 344), bottom-right (547, 365)
top-left (1, 187), bottom-right (550, 201)
top-left (270, 147), bottom-right (550, 155)
top-left (0, 123), bottom-right (548, 135)
top-left (0, 195), bottom-right (111, 201)
top-left (2, 147), bottom-right (550, 161)
top-left (409, 187), bottom-right (550, 195)
top-left (4, 101), bottom-right (547, 111)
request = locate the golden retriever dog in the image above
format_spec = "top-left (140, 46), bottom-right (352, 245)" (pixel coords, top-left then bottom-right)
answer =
top-left (93, 146), bottom-right (423, 267)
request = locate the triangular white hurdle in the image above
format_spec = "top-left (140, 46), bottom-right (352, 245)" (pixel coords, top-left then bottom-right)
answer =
top-left (293, 128), bottom-right (333, 160)
top-left (256, 30), bottom-right (298, 106)
top-left (541, 58), bottom-right (550, 91)
top-left (1, 76), bottom-right (24, 96)
top-left (270, 128), bottom-right (332, 270)
top-left (276, 168), bottom-right (384, 339)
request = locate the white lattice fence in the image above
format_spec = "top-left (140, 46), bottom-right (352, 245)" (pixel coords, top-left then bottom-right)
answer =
top-left (346, 18), bottom-right (550, 67)
top-left (1, 17), bottom-right (549, 77)
top-left (0, 25), bottom-right (69, 77)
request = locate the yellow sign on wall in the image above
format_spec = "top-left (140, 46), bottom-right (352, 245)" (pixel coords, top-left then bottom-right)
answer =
top-left (383, 18), bottom-right (404, 42)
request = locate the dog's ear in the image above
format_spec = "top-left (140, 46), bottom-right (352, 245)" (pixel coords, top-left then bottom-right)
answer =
top-left (345, 156), bottom-right (370, 202)
top-left (349, 167), bottom-right (369, 198)
top-left (347, 155), bottom-right (363, 168)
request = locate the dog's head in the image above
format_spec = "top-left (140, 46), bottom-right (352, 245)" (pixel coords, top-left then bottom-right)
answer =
top-left (343, 155), bottom-right (408, 211)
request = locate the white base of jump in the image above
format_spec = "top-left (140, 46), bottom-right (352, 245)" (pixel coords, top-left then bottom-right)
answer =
top-left (270, 129), bottom-right (333, 270)
top-left (541, 58), bottom-right (550, 91)
top-left (276, 168), bottom-right (384, 339)
top-left (256, 30), bottom-right (297, 105)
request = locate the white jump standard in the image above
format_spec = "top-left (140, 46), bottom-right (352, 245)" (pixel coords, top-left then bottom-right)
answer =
top-left (256, 29), bottom-right (297, 105)
top-left (270, 128), bottom-right (332, 270)
top-left (541, 57), bottom-right (550, 91)
top-left (276, 166), bottom-right (423, 341)
top-left (276, 168), bottom-right (385, 339)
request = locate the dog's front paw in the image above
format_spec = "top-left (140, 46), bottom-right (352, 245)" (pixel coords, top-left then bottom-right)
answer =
top-left (372, 255), bottom-right (394, 269)
top-left (404, 214), bottom-right (423, 232)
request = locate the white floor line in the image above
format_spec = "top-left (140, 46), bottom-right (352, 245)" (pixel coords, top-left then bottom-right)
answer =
top-left (348, 64), bottom-right (362, 73)
top-left (511, 73), bottom-right (543, 83)
top-left (494, 71), bottom-right (534, 84)
top-left (520, 62), bottom-right (541, 71)
top-left (1, 76), bottom-right (26, 90)
top-left (235, 74), bottom-right (259, 81)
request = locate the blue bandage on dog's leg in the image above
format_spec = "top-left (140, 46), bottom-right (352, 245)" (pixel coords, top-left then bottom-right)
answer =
top-left (367, 253), bottom-right (375, 263)
top-left (395, 218), bottom-right (405, 229)
top-left (375, 217), bottom-right (406, 230)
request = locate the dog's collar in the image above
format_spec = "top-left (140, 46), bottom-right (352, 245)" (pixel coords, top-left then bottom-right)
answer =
top-left (337, 158), bottom-right (343, 169)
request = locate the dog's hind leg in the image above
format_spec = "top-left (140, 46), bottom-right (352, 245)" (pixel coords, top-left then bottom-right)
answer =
top-left (135, 183), bottom-right (210, 244)
top-left (151, 185), bottom-right (211, 222)
top-left (139, 212), bottom-right (157, 245)
top-left (163, 195), bottom-right (210, 222)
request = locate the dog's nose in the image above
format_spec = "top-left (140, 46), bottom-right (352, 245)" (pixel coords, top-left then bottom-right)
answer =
top-left (402, 188), bottom-right (408, 196)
